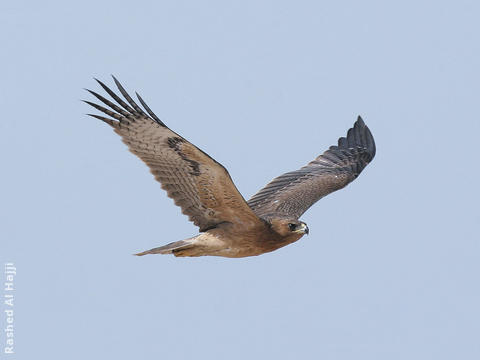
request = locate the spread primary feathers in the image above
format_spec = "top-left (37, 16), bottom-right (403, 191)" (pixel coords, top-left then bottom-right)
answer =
top-left (85, 77), bottom-right (376, 258)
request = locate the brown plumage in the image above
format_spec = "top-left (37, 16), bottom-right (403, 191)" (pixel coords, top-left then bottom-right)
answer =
top-left (85, 77), bottom-right (376, 258)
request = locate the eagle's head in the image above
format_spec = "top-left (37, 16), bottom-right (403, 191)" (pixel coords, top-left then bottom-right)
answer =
top-left (269, 218), bottom-right (309, 238)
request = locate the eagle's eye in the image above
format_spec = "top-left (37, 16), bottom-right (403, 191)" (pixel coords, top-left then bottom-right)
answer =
top-left (288, 223), bottom-right (297, 231)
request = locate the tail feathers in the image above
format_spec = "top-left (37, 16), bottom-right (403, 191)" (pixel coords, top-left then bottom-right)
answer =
top-left (134, 239), bottom-right (193, 256)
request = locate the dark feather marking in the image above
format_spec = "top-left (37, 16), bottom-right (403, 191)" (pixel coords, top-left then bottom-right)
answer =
top-left (167, 137), bottom-right (201, 176)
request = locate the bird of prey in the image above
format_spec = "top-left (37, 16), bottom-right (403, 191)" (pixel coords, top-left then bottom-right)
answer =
top-left (84, 77), bottom-right (376, 258)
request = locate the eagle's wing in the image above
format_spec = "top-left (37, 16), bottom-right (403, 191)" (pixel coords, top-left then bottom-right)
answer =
top-left (247, 117), bottom-right (375, 219)
top-left (85, 77), bottom-right (260, 232)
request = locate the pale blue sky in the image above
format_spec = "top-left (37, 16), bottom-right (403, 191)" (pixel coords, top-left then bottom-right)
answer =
top-left (1, 1), bottom-right (479, 359)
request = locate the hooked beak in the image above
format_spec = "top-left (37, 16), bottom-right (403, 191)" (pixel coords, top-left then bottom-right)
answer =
top-left (296, 223), bottom-right (309, 235)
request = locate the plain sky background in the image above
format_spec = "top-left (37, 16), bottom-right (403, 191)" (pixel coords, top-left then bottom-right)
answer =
top-left (1, 1), bottom-right (479, 359)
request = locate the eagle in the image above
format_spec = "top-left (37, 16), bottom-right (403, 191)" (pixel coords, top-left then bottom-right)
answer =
top-left (84, 77), bottom-right (376, 258)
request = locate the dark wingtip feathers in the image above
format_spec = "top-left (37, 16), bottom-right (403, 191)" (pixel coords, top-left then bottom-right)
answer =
top-left (135, 91), bottom-right (166, 126)
top-left (356, 116), bottom-right (376, 160)
top-left (319, 116), bottom-right (376, 178)
top-left (86, 113), bottom-right (117, 127)
top-left (356, 115), bottom-right (365, 126)
top-left (338, 116), bottom-right (376, 162)
top-left (84, 76), bottom-right (166, 127)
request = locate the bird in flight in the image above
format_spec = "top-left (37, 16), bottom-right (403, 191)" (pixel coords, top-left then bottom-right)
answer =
top-left (84, 77), bottom-right (376, 258)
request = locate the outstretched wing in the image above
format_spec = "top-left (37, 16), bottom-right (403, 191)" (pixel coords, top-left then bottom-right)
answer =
top-left (85, 76), bottom-right (260, 232)
top-left (247, 117), bottom-right (375, 219)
